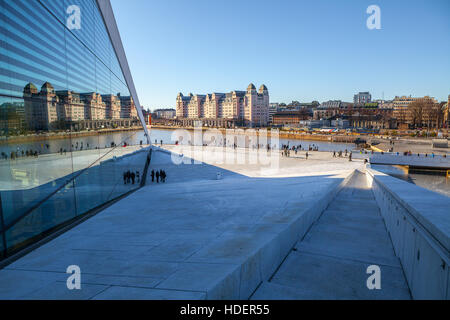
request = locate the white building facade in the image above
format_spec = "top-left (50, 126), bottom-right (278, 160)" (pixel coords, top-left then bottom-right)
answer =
top-left (176, 83), bottom-right (270, 126)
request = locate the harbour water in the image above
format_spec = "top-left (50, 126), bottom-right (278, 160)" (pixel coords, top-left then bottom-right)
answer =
top-left (371, 164), bottom-right (450, 197)
top-left (2, 128), bottom-right (448, 197)
top-left (0, 128), bottom-right (355, 155)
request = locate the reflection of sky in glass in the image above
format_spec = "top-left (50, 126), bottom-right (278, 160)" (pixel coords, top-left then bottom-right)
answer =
top-left (0, 0), bottom-right (130, 99)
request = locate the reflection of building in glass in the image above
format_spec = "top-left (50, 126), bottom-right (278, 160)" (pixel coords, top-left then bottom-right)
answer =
top-left (119, 95), bottom-right (138, 119)
top-left (176, 84), bottom-right (270, 126)
top-left (23, 82), bottom-right (138, 131)
top-left (102, 94), bottom-right (122, 120)
top-left (0, 102), bottom-right (26, 132)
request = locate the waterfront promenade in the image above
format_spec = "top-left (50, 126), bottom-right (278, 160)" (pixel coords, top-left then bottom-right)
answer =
top-left (0, 145), bottom-right (448, 299)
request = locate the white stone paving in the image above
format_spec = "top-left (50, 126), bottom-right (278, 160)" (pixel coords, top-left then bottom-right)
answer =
top-left (0, 146), bottom-right (363, 299)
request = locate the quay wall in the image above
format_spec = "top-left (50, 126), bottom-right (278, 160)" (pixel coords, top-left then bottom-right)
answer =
top-left (369, 154), bottom-right (450, 169)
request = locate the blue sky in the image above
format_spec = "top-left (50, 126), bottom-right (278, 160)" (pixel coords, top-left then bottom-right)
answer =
top-left (111, 0), bottom-right (450, 110)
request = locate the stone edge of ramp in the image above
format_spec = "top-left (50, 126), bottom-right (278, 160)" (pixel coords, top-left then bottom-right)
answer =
top-left (196, 169), bottom-right (358, 300)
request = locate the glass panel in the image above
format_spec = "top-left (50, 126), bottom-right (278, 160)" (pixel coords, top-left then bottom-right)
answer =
top-left (93, 3), bottom-right (110, 71)
top-left (0, 0), bottom-right (9, 97)
top-left (39, 0), bottom-right (65, 23)
top-left (0, 0), bottom-right (149, 257)
top-left (0, 0), bottom-right (76, 254)
top-left (1, 0), bottom-right (67, 98)
top-left (63, 0), bottom-right (95, 50)
top-left (0, 95), bottom-right (77, 251)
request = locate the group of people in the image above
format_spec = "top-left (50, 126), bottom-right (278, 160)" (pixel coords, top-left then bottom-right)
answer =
top-left (2, 149), bottom-right (40, 160)
top-left (332, 149), bottom-right (349, 158)
top-left (307, 144), bottom-right (319, 151)
top-left (72, 141), bottom-right (90, 151)
top-left (123, 170), bottom-right (140, 185)
top-left (332, 149), bottom-right (352, 161)
top-left (279, 144), bottom-right (313, 160)
top-left (151, 169), bottom-right (167, 183)
top-left (280, 144), bottom-right (305, 158)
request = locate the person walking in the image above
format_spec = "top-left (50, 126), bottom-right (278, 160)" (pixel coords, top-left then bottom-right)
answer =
top-left (131, 172), bottom-right (135, 185)
top-left (151, 170), bottom-right (155, 182)
top-left (305, 151), bottom-right (309, 160)
top-left (156, 170), bottom-right (160, 183)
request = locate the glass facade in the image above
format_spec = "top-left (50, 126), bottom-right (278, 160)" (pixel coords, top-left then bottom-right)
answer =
top-left (0, 0), bottom-right (149, 259)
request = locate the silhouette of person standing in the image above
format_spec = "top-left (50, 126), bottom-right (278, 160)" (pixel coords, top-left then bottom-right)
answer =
top-left (151, 170), bottom-right (155, 182)
top-left (156, 170), bottom-right (160, 183)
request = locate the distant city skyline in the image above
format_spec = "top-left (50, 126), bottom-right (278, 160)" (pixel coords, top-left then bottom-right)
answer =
top-left (111, 0), bottom-right (450, 109)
